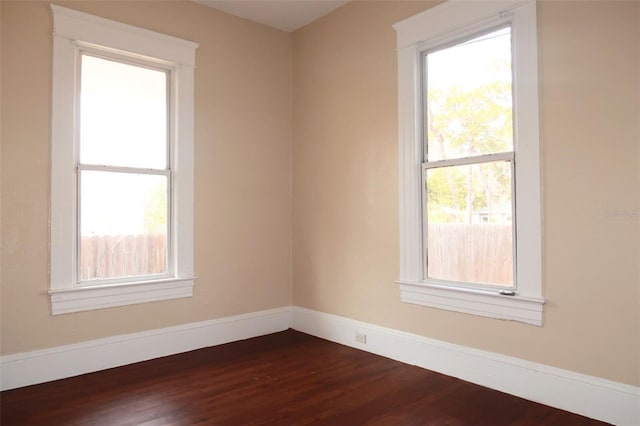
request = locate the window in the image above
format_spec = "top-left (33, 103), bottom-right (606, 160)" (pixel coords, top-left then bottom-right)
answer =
top-left (50, 5), bottom-right (198, 314)
top-left (424, 27), bottom-right (516, 288)
top-left (394, 1), bottom-right (544, 325)
top-left (79, 53), bottom-right (171, 283)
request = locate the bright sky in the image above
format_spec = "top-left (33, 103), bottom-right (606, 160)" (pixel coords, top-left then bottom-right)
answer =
top-left (80, 54), bottom-right (168, 169)
top-left (79, 54), bottom-right (169, 236)
top-left (427, 27), bottom-right (512, 90)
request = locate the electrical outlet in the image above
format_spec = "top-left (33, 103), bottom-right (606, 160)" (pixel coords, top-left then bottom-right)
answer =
top-left (355, 332), bottom-right (367, 344)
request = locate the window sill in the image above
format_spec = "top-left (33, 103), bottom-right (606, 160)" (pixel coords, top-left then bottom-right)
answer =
top-left (397, 280), bottom-right (544, 326)
top-left (50, 277), bottom-right (195, 315)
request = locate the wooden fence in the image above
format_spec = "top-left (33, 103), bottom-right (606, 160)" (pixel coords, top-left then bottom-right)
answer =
top-left (80, 234), bottom-right (167, 281)
top-left (81, 225), bottom-right (511, 285)
top-left (427, 223), bottom-right (513, 286)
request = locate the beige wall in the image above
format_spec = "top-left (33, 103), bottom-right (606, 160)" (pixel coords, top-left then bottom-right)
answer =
top-left (292, 0), bottom-right (640, 386)
top-left (1, 1), bottom-right (292, 354)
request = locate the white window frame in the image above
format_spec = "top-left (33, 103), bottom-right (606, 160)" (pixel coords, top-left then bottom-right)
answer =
top-left (50, 5), bottom-right (198, 315)
top-left (394, 0), bottom-right (544, 326)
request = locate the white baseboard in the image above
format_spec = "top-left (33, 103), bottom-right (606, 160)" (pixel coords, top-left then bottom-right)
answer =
top-left (0, 307), bottom-right (291, 391)
top-left (2, 305), bottom-right (637, 425)
top-left (291, 306), bottom-right (640, 426)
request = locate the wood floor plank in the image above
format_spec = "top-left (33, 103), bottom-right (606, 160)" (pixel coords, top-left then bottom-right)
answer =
top-left (1, 330), bottom-right (607, 425)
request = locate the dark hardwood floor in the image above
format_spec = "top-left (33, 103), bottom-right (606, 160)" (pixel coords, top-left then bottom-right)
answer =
top-left (1, 330), bottom-right (606, 425)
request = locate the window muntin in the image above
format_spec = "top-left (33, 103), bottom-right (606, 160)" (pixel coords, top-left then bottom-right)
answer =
top-left (422, 26), bottom-right (516, 290)
top-left (77, 52), bottom-right (172, 286)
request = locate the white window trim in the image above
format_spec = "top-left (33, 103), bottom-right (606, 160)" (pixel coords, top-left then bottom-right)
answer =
top-left (50, 5), bottom-right (198, 315)
top-left (393, 0), bottom-right (544, 326)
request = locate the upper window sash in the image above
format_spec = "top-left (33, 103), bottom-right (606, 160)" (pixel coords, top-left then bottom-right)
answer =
top-left (76, 49), bottom-right (173, 171)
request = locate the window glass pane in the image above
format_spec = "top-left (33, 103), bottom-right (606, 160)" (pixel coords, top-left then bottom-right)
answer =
top-left (80, 171), bottom-right (168, 281)
top-left (425, 27), bottom-right (513, 161)
top-left (425, 161), bottom-right (513, 286)
top-left (80, 54), bottom-right (168, 169)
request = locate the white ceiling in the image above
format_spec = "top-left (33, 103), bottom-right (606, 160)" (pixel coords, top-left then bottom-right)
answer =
top-left (195, 0), bottom-right (348, 32)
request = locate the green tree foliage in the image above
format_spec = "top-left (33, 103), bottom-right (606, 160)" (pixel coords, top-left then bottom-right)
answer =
top-left (144, 182), bottom-right (167, 234)
top-left (426, 80), bottom-right (513, 224)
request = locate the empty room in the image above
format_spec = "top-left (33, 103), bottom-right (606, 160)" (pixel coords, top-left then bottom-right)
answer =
top-left (1, 0), bottom-right (638, 424)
